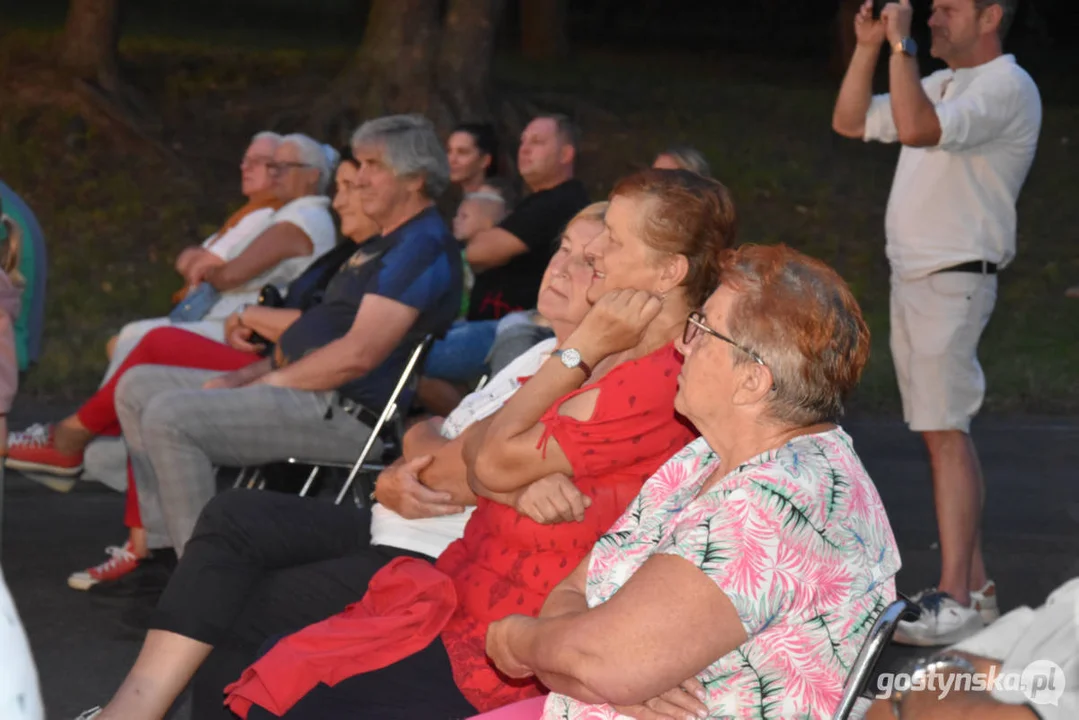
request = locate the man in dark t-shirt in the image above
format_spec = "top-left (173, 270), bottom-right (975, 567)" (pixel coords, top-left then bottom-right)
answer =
top-left (420, 115), bottom-right (589, 413)
top-left (467, 176), bottom-right (589, 320)
top-left (113, 115), bottom-right (462, 554)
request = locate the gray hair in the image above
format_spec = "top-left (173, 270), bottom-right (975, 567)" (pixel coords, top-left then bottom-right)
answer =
top-left (463, 190), bottom-right (508, 224)
top-left (464, 190), bottom-right (506, 205)
top-left (975, 0), bottom-right (1017, 39)
top-left (250, 131), bottom-right (283, 147)
top-left (280, 133), bottom-right (336, 194)
top-left (350, 114), bottom-right (451, 199)
top-left (657, 145), bottom-right (712, 178)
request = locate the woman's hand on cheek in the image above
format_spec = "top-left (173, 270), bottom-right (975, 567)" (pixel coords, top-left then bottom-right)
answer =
top-left (486, 615), bottom-right (537, 679)
top-left (568, 288), bottom-right (663, 362)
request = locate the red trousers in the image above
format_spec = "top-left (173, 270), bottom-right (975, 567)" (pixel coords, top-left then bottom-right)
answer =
top-left (74, 327), bottom-right (259, 529)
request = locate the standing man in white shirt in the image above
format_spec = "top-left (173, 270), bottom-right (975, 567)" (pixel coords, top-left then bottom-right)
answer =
top-left (832, 0), bottom-right (1042, 646)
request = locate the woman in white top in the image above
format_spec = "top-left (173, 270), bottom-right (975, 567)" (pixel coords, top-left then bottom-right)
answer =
top-left (103, 132), bottom-right (339, 380)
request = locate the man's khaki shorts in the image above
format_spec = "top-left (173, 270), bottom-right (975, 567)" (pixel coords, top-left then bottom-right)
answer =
top-left (890, 272), bottom-right (997, 433)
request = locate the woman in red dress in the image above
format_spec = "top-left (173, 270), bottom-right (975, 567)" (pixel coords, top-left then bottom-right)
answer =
top-left (226, 169), bottom-right (740, 720)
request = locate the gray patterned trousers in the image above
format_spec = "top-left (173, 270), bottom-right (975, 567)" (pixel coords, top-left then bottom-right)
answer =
top-left (115, 365), bottom-right (374, 555)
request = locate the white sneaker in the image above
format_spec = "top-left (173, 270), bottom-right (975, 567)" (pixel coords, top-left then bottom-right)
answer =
top-left (970, 580), bottom-right (1000, 624)
top-left (893, 589), bottom-right (986, 646)
top-left (73, 708), bottom-right (102, 720)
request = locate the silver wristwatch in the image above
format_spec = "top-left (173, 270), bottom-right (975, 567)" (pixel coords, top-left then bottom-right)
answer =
top-left (554, 348), bottom-right (593, 376)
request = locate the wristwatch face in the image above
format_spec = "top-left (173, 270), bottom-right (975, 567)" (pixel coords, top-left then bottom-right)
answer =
top-left (560, 348), bottom-right (582, 369)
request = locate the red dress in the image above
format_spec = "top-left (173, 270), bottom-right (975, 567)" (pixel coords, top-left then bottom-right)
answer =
top-left (223, 344), bottom-right (696, 718)
top-left (436, 343), bottom-right (696, 712)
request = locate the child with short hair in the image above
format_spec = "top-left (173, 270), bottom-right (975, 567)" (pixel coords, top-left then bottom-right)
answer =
top-left (452, 188), bottom-right (507, 319)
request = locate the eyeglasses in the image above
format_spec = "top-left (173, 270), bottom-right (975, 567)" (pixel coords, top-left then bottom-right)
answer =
top-left (267, 161), bottom-right (314, 175)
top-left (240, 155), bottom-right (274, 170)
top-left (683, 310), bottom-right (769, 369)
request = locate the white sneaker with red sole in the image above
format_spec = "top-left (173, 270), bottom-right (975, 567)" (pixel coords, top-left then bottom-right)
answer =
top-left (68, 541), bottom-right (140, 591)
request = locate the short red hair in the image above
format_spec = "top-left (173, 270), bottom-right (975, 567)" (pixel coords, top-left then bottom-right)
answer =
top-left (610, 169), bottom-right (737, 308)
top-left (719, 244), bottom-right (870, 424)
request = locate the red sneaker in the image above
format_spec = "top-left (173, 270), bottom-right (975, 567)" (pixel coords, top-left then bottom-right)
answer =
top-left (68, 541), bottom-right (140, 590)
top-left (5, 423), bottom-right (84, 476)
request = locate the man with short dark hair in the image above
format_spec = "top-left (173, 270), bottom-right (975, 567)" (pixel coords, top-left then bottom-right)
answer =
top-left (419, 114), bottom-right (589, 414)
top-left (466, 113), bottom-right (586, 319)
top-left (832, 0), bottom-right (1041, 646)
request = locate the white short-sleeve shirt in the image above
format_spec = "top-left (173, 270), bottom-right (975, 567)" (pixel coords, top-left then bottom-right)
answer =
top-left (863, 54), bottom-right (1042, 280)
top-left (206, 195), bottom-right (337, 319)
top-left (370, 338), bottom-right (558, 558)
top-left (201, 206), bottom-right (276, 261)
top-left (952, 578), bottom-right (1079, 719)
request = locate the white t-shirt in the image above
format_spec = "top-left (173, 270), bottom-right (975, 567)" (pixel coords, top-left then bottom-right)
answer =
top-left (0, 567), bottom-right (44, 720)
top-left (864, 54), bottom-right (1042, 280)
top-left (202, 206), bottom-right (276, 261)
top-left (206, 195), bottom-right (337, 319)
top-left (952, 577), bottom-right (1079, 719)
top-left (370, 338), bottom-right (558, 558)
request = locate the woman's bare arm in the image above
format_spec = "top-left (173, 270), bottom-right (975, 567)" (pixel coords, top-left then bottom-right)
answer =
top-left (540, 555), bottom-right (590, 619)
top-left (464, 355), bottom-right (590, 493)
top-left (468, 290), bottom-right (661, 494)
top-left (411, 421), bottom-right (485, 506)
top-left (489, 554), bottom-right (747, 706)
top-left (203, 222), bottom-right (314, 291)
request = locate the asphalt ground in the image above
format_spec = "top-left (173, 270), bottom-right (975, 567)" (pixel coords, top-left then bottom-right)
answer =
top-left (3, 402), bottom-right (1077, 719)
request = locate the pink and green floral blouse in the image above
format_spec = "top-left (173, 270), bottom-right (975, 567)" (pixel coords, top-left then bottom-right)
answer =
top-left (543, 428), bottom-right (901, 719)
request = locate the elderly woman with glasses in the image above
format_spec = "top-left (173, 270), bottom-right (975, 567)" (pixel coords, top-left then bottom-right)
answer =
top-left (6, 133), bottom-right (339, 482)
top-left (486, 243), bottom-right (902, 720)
top-left (111, 132), bottom-right (340, 375)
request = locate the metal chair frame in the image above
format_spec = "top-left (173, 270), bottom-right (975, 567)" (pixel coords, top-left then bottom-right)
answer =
top-left (832, 596), bottom-right (921, 720)
top-left (233, 334), bottom-right (435, 505)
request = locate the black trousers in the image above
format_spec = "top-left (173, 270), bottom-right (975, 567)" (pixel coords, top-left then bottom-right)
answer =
top-left (246, 636), bottom-right (477, 720)
top-left (149, 489), bottom-right (467, 720)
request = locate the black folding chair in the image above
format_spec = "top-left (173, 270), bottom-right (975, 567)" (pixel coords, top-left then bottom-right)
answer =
top-left (832, 596), bottom-right (922, 720)
top-left (236, 334), bottom-right (436, 504)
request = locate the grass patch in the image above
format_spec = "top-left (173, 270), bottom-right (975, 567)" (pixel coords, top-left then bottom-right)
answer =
top-left (2, 33), bottom-right (1077, 411)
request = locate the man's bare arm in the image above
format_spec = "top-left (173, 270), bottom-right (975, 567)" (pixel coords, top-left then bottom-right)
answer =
top-left (464, 227), bottom-right (529, 273)
top-left (833, 44), bottom-right (884, 138)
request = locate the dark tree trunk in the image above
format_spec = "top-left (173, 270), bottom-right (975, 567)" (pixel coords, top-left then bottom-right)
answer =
top-left (519, 0), bottom-right (569, 60)
top-left (438, 0), bottom-right (506, 124)
top-left (311, 0), bottom-right (441, 143)
top-left (61, 0), bottom-right (122, 91)
top-left (313, 0), bottom-right (504, 143)
top-left (354, 0), bottom-right (442, 117)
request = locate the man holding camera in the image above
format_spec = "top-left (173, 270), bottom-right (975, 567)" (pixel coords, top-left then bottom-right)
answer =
top-left (832, 0), bottom-right (1041, 646)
